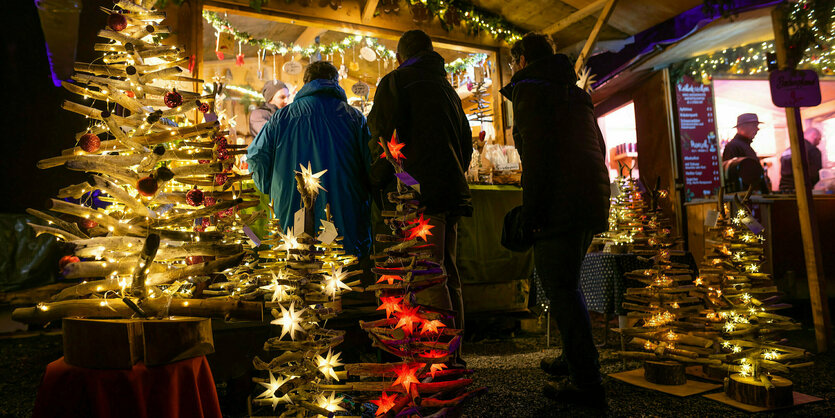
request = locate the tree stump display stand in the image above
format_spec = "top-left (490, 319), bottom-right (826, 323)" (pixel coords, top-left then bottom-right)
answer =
top-left (724, 373), bottom-right (794, 409)
top-left (63, 316), bottom-right (214, 369)
top-left (643, 360), bottom-right (686, 386)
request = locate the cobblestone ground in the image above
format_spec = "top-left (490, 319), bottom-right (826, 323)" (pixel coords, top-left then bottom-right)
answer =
top-left (1, 318), bottom-right (833, 417)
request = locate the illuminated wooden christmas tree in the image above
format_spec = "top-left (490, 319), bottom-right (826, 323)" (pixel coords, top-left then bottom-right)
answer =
top-left (617, 181), bottom-right (720, 385)
top-left (12, 0), bottom-right (264, 324)
top-left (246, 166), bottom-right (362, 416)
top-left (693, 192), bottom-right (809, 408)
top-left (596, 168), bottom-right (646, 252)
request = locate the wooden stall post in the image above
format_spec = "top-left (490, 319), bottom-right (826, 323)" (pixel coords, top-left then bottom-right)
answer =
top-left (771, 6), bottom-right (831, 352)
top-left (574, 0), bottom-right (619, 75)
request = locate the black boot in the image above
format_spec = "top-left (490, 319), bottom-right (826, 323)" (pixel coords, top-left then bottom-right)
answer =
top-left (539, 355), bottom-right (569, 377)
top-left (543, 379), bottom-right (606, 409)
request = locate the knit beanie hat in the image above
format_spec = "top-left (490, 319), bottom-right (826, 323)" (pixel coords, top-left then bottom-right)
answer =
top-left (262, 80), bottom-right (288, 103)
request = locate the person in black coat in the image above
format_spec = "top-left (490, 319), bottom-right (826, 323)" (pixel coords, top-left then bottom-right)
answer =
top-left (722, 113), bottom-right (762, 161)
top-left (500, 33), bottom-right (609, 407)
top-left (779, 127), bottom-right (823, 191)
top-left (367, 30), bottom-right (472, 337)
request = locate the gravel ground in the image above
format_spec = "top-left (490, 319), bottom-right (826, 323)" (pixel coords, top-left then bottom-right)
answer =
top-left (1, 322), bottom-right (833, 417)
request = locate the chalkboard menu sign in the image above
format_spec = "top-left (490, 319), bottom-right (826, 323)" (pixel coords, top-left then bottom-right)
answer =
top-left (676, 76), bottom-right (720, 201)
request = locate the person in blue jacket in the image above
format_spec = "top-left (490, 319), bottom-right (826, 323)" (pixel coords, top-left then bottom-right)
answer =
top-left (246, 61), bottom-right (373, 260)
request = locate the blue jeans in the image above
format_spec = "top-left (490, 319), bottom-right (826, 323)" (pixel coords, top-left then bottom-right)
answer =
top-left (535, 229), bottom-right (601, 387)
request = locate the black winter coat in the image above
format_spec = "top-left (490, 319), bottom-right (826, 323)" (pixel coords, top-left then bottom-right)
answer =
top-left (367, 51), bottom-right (473, 216)
top-left (500, 54), bottom-right (610, 236)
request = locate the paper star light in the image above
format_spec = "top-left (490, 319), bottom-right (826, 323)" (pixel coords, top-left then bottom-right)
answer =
top-left (420, 319), bottom-right (446, 335)
top-left (377, 274), bottom-right (403, 285)
top-left (296, 162), bottom-right (327, 194)
top-left (315, 349), bottom-right (344, 381)
top-left (271, 301), bottom-right (306, 340)
top-left (371, 391), bottom-right (398, 416)
top-left (428, 362), bottom-right (448, 378)
top-left (260, 271), bottom-right (289, 302)
top-left (377, 296), bottom-right (403, 318)
top-left (256, 371), bottom-right (292, 409)
top-left (406, 214), bottom-right (434, 241)
top-left (379, 133), bottom-right (406, 160)
top-left (394, 305), bottom-right (422, 335)
top-left (315, 391), bottom-right (346, 413)
top-left (392, 363), bottom-right (421, 391)
top-left (278, 228), bottom-right (300, 252)
top-left (323, 266), bottom-right (352, 298)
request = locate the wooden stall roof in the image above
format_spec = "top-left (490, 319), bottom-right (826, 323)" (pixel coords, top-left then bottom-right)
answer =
top-left (205, 0), bottom-right (703, 51)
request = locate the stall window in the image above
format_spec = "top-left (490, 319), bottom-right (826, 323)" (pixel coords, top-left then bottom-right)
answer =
top-left (598, 102), bottom-right (638, 181)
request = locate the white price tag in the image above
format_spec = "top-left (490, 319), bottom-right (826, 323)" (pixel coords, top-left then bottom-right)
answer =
top-left (293, 208), bottom-right (305, 236)
top-left (317, 220), bottom-right (338, 245)
top-left (494, 163), bottom-right (519, 171)
top-left (704, 210), bottom-right (719, 227)
top-left (351, 82), bottom-right (370, 97)
top-left (282, 61), bottom-right (303, 75)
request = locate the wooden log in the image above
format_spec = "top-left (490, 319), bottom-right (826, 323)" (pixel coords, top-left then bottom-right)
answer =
top-left (89, 175), bottom-right (154, 218)
top-left (141, 317), bottom-right (214, 366)
top-left (64, 158), bottom-right (141, 186)
top-left (724, 373), bottom-right (793, 408)
top-left (644, 360), bottom-right (686, 385)
top-left (130, 234), bottom-right (160, 297)
top-left (25, 209), bottom-right (89, 240)
top-left (11, 297), bottom-right (263, 324)
top-left (27, 223), bottom-right (82, 242)
top-left (63, 318), bottom-right (142, 369)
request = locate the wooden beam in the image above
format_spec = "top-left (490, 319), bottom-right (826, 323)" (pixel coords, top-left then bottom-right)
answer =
top-left (362, 0), bottom-right (380, 23)
top-left (574, 0), bottom-right (619, 74)
top-left (772, 5), bottom-right (831, 353)
top-left (542, 0), bottom-right (606, 35)
top-left (801, 99), bottom-right (835, 121)
top-left (204, 1), bottom-right (501, 53)
top-left (295, 26), bottom-right (327, 46)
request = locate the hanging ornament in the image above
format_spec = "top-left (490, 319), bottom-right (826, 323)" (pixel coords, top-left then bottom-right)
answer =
top-left (59, 255), bottom-right (80, 270)
top-left (79, 219), bottom-right (98, 229)
top-left (107, 12), bottom-right (127, 32)
top-left (410, 3), bottom-right (430, 23)
top-left (215, 31), bottom-right (234, 61)
top-left (79, 133), bottom-right (101, 153)
top-left (339, 64), bottom-right (348, 79)
top-left (283, 56), bottom-right (303, 75)
top-left (197, 101), bottom-right (211, 113)
top-left (203, 196), bottom-right (216, 207)
top-left (186, 188), bottom-right (205, 206)
top-left (349, 45), bottom-right (360, 72)
top-left (329, 0), bottom-right (342, 10)
top-left (235, 42), bottom-right (245, 67)
top-left (360, 45), bottom-right (377, 62)
top-left (125, 90), bottom-right (135, 98)
top-left (164, 89), bottom-right (183, 108)
top-left (257, 49), bottom-right (264, 80)
top-left (214, 173), bottom-right (228, 186)
top-left (136, 176), bottom-right (159, 197)
top-left (443, 6), bottom-right (461, 26)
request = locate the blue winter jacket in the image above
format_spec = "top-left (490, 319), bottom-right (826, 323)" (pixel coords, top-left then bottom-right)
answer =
top-left (247, 79), bottom-right (372, 258)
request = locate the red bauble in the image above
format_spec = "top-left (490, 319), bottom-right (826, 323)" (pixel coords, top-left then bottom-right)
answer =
top-left (79, 219), bottom-right (98, 229)
top-left (214, 173), bottom-right (228, 186)
top-left (197, 101), bottom-right (211, 113)
top-left (198, 159), bottom-right (211, 164)
top-left (59, 255), bottom-right (80, 270)
top-left (203, 196), bottom-right (216, 206)
top-left (79, 133), bottom-right (101, 153)
top-left (216, 148), bottom-right (230, 161)
top-left (213, 135), bottom-right (228, 146)
top-left (163, 90), bottom-right (183, 108)
top-left (479, 130), bottom-right (487, 141)
top-left (186, 188), bottom-right (204, 206)
top-left (216, 207), bottom-right (234, 219)
top-left (107, 13), bottom-right (128, 32)
top-left (136, 176), bottom-right (159, 196)
top-left (125, 90), bottom-right (135, 98)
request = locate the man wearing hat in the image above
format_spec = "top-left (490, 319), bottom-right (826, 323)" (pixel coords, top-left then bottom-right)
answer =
top-left (723, 113), bottom-right (762, 161)
top-left (249, 80), bottom-right (291, 137)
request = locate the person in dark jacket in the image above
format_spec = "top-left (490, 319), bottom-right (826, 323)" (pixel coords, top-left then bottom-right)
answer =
top-left (367, 30), bottom-right (472, 334)
top-left (247, 62), bottom-right (372, 259)
top-left (722, 113), bottom-right (762, 161)
top-left (779, 127), bottom-right (823, 191)
top-left (249, 80), bottom-right (290, 137)
top-left (500, 33), bottom-right (609, 407)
